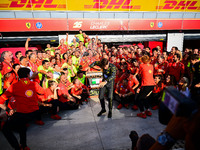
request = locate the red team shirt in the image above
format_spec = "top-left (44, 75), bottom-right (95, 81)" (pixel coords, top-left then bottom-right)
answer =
top-left (58, 82), bottom-right (71, 103)
top-left (153, 83), bottom-right (165, 93)
top-left (14, 58), bottom-right (20, 65)
top-left (167, 54), bottom-right (174, 63)
top-left (71, 83), bottom-right (88, 96)
top-left (154, 61), bottom-right (168, 75)
top-left (117, 74), bottom-right (139, 94)
top-left (58, 44), bottom-right (68, 54)
top-left (139, 63), bottom-right (155, 86)
top-left (0, 78), bottom-right (45, 113)
top-left (43, 88), bottom-right (52, 102)
top-left (167, 61), bottom-right (184, 82)
top-left (80, 57), bottom-right (90, 71)
top-left (36, 59), bottom-right (43, 66)
top-left (128, 65), bottom-right (139, 75)
top-left (1, 61), bottom-right (13, 76)
top-left (115, 83), bottom-right (135, 95)
top-left (3, 72), bottom-right (18, 89)
top-left (28, 61), bottom-right (38, 72)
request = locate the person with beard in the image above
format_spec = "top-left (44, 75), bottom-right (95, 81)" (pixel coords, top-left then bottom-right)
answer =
top-left (167, 53), bottom-right (184, 83)
top-left (167, 46), bottom-right (177, 63)
top-left (145, 47), bottom-right (151, 56)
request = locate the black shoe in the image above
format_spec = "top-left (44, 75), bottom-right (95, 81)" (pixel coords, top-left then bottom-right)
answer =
top-left (108, 111), bottom-right (112, 118)
top-left (97, 110), bottom-right (106, 117)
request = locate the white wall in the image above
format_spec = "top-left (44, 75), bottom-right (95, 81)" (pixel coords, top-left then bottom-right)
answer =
top-left (167, 33), bottom-right (184, 52)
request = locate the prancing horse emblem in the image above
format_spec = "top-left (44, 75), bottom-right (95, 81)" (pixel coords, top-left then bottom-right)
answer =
top-left (150, 22), bottom-right (154, 28)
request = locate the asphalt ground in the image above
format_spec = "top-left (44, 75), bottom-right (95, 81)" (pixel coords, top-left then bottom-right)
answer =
top-left (0, 98), bottom-right (166, 150)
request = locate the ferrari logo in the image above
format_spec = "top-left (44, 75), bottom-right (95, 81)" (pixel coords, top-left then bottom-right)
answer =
top-left (150, 22), bottom-right (154, 28)
top-left (26, 22), bottom-right (31, 29)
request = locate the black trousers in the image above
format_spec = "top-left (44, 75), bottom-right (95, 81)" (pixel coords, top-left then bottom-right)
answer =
top-left (99, 80), bottom-right (114, 112)
top-left (58, 101), bottom-right (79, 110)
top-left (73, 91), bottom-right (89, 104)
top-left (39, 100), bottom-right (60, 116)
top-left (137, 86), bottom-right (154, 112)
top-left (148, 92), bottom-right (161, 107)
top-left (114, 94), bottom-right (132, 105)
top-left (2, 110), bottom-right (40, 150)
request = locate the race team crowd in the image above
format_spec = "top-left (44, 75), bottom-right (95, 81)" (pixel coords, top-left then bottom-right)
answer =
top-left (0, 30), bottom-right (200, 150)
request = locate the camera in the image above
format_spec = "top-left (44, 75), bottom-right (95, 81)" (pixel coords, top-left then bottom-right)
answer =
top-left (159, 86), bottom-right (198, 125)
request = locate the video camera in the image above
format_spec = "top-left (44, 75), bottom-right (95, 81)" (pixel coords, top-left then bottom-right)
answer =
top-left (159, 86), bottom-right (198, 125)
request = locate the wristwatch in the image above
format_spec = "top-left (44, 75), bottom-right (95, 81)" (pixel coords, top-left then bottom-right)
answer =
top-left (157, 132), bottom-right (176, 148)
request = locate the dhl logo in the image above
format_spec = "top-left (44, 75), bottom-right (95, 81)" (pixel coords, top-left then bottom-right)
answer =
top-left (158, 0), bottom-right (199, 10)
top-left (0, 0), bottom-right (199, 11)
top-left (85, 0), bottom-right (199, 10)
top-left (84, 0), bottom-right (140, 10)
top-left (0, 0), bottom-right (66, 8)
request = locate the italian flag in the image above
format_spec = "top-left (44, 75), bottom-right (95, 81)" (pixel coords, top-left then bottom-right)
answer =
top-left (92, 78), bottom-right (102, 84)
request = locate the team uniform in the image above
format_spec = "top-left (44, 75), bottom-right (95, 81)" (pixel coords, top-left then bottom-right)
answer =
top-left (0, 78), bottom-right (45, 150)
top-left (71, 82), bottom-right (89, 104)
top-left (148, 83), bottom-right (165, 110)
top-left (3, 71), bottom-right (19, 90)
top-left (114, 82), bottom-right (135, 109)
top-left (1, 60), bottom-right (13, 76)
top-left (28, 60), bottom-right (40, 83)
top-left (57, 82), bottom-right (79, 110)
top-left (137, 63), bottom-right (155, 113)
top-left (168, 61), bottom-right (184, 82)
top-left (58, 44), bottom-right (68, 54)
top-left (79, 57), bottom-right (90, 72)
top-left (14, 58), bottom-right (20, 65)
top-left (154, 61), bottom-right (168, 76)
top-left (40, 88), bottom-right (61, 119)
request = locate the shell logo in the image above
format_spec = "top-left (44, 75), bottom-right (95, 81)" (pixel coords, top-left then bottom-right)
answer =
top-left (7, 67), bottom-right (11, 70)
top-left (25, 90), bottom-right (33, 97)
top-left (149, 70), bottom-right (152, 73)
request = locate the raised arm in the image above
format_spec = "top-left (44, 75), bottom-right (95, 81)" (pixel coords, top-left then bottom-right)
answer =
top-left (66, 33), bottom-right (68, 43)
top-left (25, 38), bottom-right (31, 51)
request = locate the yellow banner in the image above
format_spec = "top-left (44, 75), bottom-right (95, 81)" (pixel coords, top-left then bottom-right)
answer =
top-left (0, 0), bottom-right (199, 12)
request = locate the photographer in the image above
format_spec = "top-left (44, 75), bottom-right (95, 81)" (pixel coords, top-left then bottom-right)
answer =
top-left (150, 85), bottom-right (200, 150)
top-left (149, 109), bottom-right (200, 150)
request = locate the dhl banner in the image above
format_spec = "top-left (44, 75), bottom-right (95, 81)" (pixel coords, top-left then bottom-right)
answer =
top-left (0, 0), bottom-right (200, 12)
top-left (0, 19), bottom-right (200, 32)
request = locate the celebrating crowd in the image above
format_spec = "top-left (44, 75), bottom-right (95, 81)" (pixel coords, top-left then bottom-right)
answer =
top-left (0, 29), bottom-right (200, 150)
